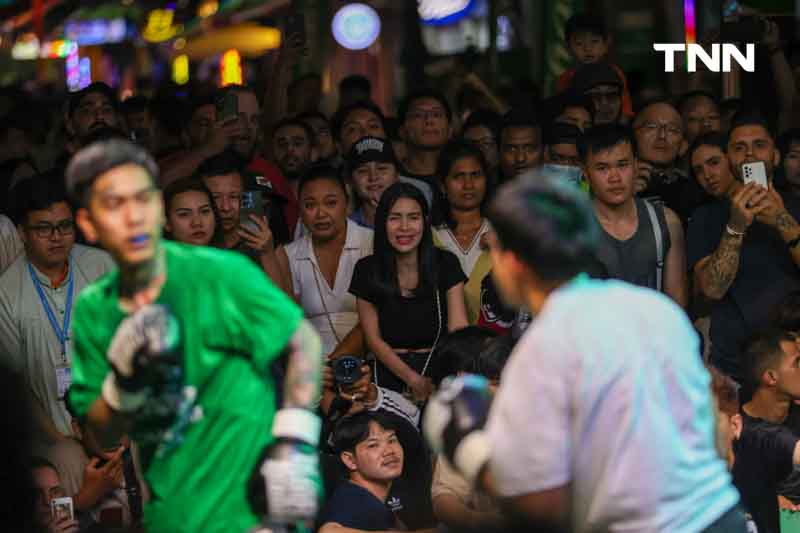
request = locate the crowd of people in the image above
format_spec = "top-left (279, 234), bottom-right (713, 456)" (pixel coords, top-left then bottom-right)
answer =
top-left (1, 9), bottom-right (800, 533)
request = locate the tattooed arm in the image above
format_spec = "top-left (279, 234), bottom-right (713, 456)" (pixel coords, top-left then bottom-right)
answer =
top-left (694, 232), bottom-right (745, 301)
top-left (282, 319), bottom-right (323, 409)
top-left (775, 210), bottom-right (800, 266)
top-left (695, 184), bottom-right (767, 301)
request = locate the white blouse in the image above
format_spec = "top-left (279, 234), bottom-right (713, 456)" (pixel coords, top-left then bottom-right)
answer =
top-left (284, 220), bottom-right (373, 355)
top-left (433, 219), bottom-right (491, 277)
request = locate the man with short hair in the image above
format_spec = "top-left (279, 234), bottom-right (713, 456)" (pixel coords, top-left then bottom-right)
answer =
top-left (677, 91), bottom-right (722, 146)
top-left (331, 101), bottom-right (388, 157)
top-left (298, 111), bottom-right (338, 164)
top-left (198, 151), bottom-right (289, 274)
top-left (423, 174), bottom-right (745, 532)
top-left (734, 329), bottom-right (800, 533)
top-left (318, 412), bottom-right (405, 533)
top-left (399, 89), bottom-right (453, 194)
top-left (498, 111), bottom-right (543, 183)
top-left (544, 123), bottom-right (582, 168)
top-left (688, 113), bottom-right (800, 378)
top-left (271, 117), bottom-right (318, 198)
top-left (65, 138), bottom-right (324, 533)
top-left (579, 124), bottom-right (688, 308)
top-left (633, 101), bottom-right (703, 223)
top-left (66, 82), bottom-right (126, 150)
top-left (0, 177), bottom-right (113, 445)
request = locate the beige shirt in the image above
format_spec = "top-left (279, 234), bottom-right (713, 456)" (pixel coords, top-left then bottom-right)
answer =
top-left (0, 244), bottom-right (114, 436)
top-left (431, 455), bottom-right (497, 513)
top-left (0, 215), bottom-right (22, 275)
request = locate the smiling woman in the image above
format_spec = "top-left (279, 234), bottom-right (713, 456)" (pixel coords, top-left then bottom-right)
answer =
top-left (349, 182), bottom-right (468, 402)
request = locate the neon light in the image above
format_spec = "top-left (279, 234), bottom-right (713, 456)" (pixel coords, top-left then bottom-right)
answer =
top-left (220, 49), bottom-right (242, 86)
top-left (66, 46), bottom-right (80, 91)
top-left (173, 54), bottom-right (189, 85)
top-left (198, 0), bottom-right (218, 19)
top-left (332, 3), bottom-right (381, 50)
top-left (65, 18), bottom-right (127, 46)
top-left (143, 9), bottom-right (180, 43)
top-left (40, 39), bottom-right (77, 59)
top-left (418, 0), bottom-right (474, 25)
top-left (78, 57), bottom-right (91, 90)
top-left (11, 33), bottom-right (39, 60)
top-left (684, 0), bottom-right (696, 44)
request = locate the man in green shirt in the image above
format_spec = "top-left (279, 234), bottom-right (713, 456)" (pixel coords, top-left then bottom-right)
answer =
top-left (65, 139), bottom-right (324, 533)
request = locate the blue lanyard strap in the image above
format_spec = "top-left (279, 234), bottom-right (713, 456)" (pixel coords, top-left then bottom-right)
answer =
top-left (27, 260), bottom-right (74, 358)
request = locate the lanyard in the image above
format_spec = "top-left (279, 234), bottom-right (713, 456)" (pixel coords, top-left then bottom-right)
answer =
top-left (27, 260), bottom-right (74, 359)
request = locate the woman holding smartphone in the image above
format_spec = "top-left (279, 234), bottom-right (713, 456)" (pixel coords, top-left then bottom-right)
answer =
top-left (349, 182), bottom-right (468, 402)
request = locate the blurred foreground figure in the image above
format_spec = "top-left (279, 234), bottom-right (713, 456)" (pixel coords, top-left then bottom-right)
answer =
top-left (64, 139), bottom-right (324, 533)
top-left (424, 173), bottom-right (747, 532)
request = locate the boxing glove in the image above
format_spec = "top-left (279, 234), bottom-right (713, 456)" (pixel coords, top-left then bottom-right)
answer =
top-left (423, 374), bottom-right (493, 487)
top-left (102, 304), bottom-right (180, 413)
top-left (249, 408), bottom-right (323, 525)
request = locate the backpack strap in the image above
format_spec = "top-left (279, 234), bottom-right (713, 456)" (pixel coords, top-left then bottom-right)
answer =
top-left (643, 200), bottom-right (664, 292)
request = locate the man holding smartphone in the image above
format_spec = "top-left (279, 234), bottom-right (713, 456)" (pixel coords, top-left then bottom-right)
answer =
top-left (688, 111), bottom-right (800, 379)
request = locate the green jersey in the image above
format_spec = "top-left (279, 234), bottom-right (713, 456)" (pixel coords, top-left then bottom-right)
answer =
top-left (68, 241), bottom-right (303, 533)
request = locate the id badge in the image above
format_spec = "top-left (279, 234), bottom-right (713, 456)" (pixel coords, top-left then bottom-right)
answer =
top-left (56, 364), bottom-right (72, 400)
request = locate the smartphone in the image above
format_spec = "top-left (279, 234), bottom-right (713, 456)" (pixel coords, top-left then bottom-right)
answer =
top-left (285, 11), bottom-right (306, 48)
top-left (51, 497), bottom-right (74, 522)
top-left (240, 190), bottom-right (264, 233)
top-left (215, 91), bottom-right (238, 124)
top-left (742, 161), bottom-right (769, 188)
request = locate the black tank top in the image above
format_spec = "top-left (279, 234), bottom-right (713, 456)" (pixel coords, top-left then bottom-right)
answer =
top-left (594, 197), bottom-right (671, 291)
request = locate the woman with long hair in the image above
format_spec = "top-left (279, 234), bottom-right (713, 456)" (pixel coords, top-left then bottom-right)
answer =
top-left (163, 177), bottom-right (223, 247)
top-left (434, 139), bottom-right (494, 324)
top-left (272, 165), bottom-right (373, 356)
top-left (350, 182), bottom-right (468, 402)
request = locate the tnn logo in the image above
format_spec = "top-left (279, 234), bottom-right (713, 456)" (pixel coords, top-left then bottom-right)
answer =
top-left (653, 43), bottom-right (755, 73)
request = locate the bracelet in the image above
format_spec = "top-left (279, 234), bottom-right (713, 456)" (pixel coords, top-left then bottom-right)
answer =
top-left (788, 235), bottom-right (800, 249)
top-left (725, 224), bottom-right (745, 237)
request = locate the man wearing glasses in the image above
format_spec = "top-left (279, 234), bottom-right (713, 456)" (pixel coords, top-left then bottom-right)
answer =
top-left (0, 176), bottom-right (113, 447)
top-left (632, 100), bottom-right (706, 225)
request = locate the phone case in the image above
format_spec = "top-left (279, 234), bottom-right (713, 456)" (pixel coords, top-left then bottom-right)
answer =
top-left (51, 497), bottom-right (74, 521)
top-left (742, 161), bottom-right (768, 188)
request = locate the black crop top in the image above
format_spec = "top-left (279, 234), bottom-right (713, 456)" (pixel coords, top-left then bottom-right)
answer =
top-left (349, 249), bottom-right (466, 349)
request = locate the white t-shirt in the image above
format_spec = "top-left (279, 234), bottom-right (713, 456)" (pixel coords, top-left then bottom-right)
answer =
top-left (486, 276), bottom-right (739, 533)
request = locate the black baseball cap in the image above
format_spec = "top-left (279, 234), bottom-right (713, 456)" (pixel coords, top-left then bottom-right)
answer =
top-left (571, 62), bottom-right (622, 94)
top-left (347, 136), bottom-right (396, 173)
top-left (67, 82), bottom-right (119, 118)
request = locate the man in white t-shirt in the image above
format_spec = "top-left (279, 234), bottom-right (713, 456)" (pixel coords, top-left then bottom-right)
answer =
top-left (424, 174), bottom-right (745, 532)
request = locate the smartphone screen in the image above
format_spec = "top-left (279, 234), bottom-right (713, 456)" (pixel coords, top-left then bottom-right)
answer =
top-left (240, 190), bottom-right (264, 233)
top-left (51, 497), bottom-right (74, 522)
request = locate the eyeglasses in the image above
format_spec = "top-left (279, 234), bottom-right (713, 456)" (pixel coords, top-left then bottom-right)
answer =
top-left (636, 121), bottom-right (683, 138)
top-left (407, 110), bottom-right (446, 122)
top-left (26, 220), bottom-right (75, 238)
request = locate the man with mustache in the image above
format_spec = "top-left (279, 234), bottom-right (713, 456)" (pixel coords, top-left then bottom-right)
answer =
top-left (498, 111), bottom-right (544, 184)
top-left (271, 118), bottom-right (317, 200)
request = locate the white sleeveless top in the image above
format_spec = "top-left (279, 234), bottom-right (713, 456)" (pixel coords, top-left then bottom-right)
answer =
top-left (284, 220), bottom-right (373, 356)
top-left (433, 219), bottom-right (491, 277)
